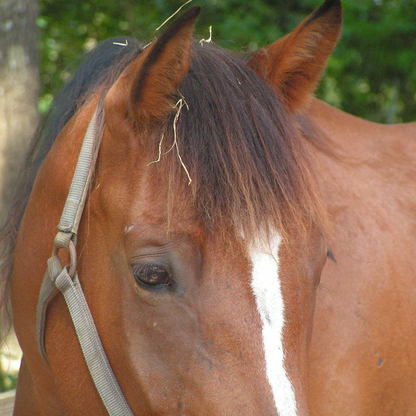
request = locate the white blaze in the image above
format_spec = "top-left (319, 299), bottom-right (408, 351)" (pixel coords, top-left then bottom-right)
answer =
top-left (249, 236), bottom-right (297, 416)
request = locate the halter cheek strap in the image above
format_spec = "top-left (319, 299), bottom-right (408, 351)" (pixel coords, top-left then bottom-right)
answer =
top-left (35, 105), bottom-right (134, 416)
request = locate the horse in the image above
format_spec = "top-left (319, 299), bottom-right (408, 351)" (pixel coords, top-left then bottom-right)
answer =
top-left (1, 0), bottom-right (415, 414)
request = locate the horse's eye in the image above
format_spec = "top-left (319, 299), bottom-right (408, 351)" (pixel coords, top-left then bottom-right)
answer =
top-left (132, 263), bottom-right (172, 289)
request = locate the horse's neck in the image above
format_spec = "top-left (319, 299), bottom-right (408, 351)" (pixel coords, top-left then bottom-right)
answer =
top-left (307, 98), bottom-right (416, 157)
top-left (307, 97), bottom-right (416, 242)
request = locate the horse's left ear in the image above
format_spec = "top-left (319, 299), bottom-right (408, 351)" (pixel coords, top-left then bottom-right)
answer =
top-left (106, 6), bottom-right (200, 123)
top-left (247, 0), bottom-right (342, 112)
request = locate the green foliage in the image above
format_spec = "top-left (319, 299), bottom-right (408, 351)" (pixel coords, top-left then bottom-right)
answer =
top-left (322, 0), bottom-right (416, 122)
top-left (39, 0), bottom-right (415, 122)
top-left (0, 352), bottom-right (17, 393)
top-left (0, 371), bottom-right (17, 393)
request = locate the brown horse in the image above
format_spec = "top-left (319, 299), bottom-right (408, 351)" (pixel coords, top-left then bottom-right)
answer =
top-left (1, 0), bottom-right (415, 414)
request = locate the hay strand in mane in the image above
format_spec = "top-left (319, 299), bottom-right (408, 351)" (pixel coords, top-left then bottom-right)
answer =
top-left (155, 0), bottom-right (193, 31)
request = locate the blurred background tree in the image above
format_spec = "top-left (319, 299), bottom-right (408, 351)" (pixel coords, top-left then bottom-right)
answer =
top-left (0, 0), bottom-right (38, 393)
top-left (38, 0), bottom-right (415, 122)
top-left (0, 0), bottom-right (39, 224)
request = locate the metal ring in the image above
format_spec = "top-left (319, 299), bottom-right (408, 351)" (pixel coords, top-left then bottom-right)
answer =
top-left (51, 237), bottom-right (77, 279)
top-left (68, 239), bottom-right (77, 278)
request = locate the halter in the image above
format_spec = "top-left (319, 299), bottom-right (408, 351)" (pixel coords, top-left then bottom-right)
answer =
top-left (35, 102), bottom-right (134, 416)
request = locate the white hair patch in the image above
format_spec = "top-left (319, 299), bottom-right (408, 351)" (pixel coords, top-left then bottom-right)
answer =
top-left (249, 236), bottom-right (297, 416)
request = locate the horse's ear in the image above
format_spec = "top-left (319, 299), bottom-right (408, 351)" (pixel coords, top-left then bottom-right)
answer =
top-left (107, 6), bottom-right (200, 122)
top-left (247, 0), bottom-right (342, 112)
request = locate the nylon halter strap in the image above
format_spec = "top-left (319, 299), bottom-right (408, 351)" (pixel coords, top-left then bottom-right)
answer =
top-left (35, 102), bottom-right (134, 416)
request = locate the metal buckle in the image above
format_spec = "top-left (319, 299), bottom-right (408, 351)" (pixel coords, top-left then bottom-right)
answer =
top-left (53, 231), bottom-right (77, 278)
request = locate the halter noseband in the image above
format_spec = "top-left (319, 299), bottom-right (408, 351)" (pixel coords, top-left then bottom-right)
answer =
top-left (35, 102), bottom-right (134, 416)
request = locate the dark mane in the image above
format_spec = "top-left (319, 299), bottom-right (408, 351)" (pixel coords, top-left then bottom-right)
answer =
top-left (160, 41), bottom-right (325, 240)
top-left (1, 36), bottom-right (326, 340)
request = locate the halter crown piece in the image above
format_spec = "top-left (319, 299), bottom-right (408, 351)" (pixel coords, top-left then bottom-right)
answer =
top-left (35, 102), bottom-right (134, 416)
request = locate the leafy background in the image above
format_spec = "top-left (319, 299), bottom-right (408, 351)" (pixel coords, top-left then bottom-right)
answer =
top-left (38, 0), bottom-right (415, 122)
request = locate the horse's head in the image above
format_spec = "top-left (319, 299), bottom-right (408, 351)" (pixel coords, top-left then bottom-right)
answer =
top-left (11, 1), bottom-right (341, 415)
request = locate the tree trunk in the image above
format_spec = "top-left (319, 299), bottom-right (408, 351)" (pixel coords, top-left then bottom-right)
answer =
top-left (0, 0), bottom-right (39, 226)
top-left (0, 0), bottom-right (39, 387)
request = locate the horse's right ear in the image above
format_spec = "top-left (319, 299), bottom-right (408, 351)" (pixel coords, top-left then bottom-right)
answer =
top-left (106, 7), bottom-right (200, 123)
top-left (247, 0), bottom-right (342, 112)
